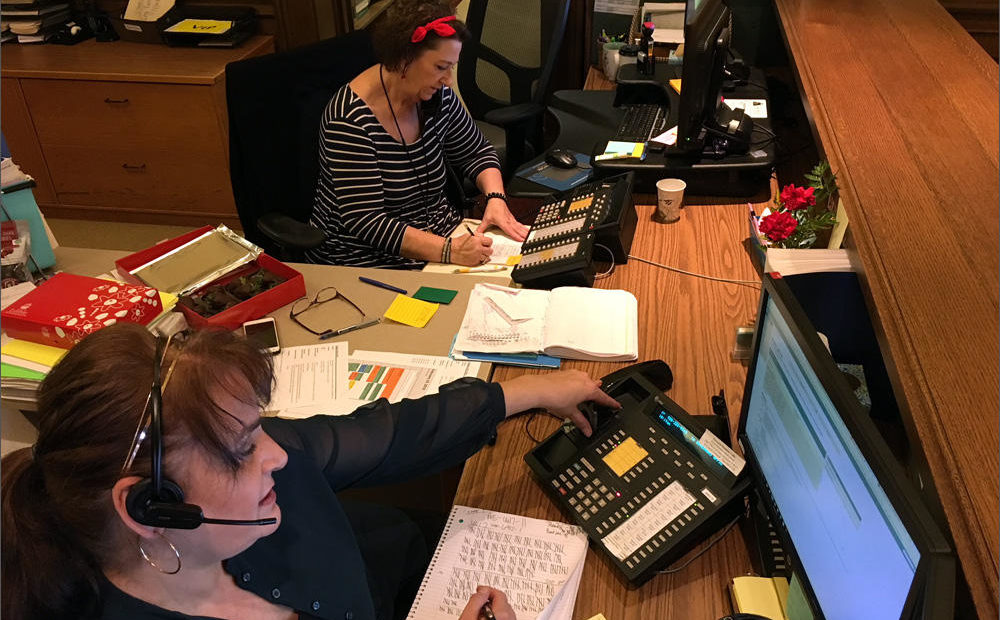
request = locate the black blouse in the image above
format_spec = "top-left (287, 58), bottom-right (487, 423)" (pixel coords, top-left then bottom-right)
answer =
top-left (98, 378), bottom-right (506, 620)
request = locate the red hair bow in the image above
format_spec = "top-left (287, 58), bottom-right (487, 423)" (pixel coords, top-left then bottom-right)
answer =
top-left (411, 15), bottom-right (456, 43)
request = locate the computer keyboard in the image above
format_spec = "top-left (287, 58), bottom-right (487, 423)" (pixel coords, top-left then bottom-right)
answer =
top-left (612, 104), bottom-right (666, 143)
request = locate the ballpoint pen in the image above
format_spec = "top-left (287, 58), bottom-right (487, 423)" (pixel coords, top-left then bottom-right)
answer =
top-left (481, 602), bottom-right (496, 620)
top-left (465, 224), bottom-right (476, 236)
top-left (318, 317), bottom-right (381, 340)
top-left (358, 276), bottom-right (407, 295)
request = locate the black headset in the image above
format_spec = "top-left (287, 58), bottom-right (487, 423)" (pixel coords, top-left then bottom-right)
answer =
top-left (124, 337), bottom-right (277, 530)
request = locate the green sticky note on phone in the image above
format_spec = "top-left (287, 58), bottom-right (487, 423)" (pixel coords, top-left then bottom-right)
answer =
top-left (413, 286), bottom-right (458, 304)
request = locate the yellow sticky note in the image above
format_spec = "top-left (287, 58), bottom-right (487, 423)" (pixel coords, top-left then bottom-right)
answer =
top-left (3, 338), bottom-right (67, 368)
top-left (383, 294), bottom-right (438, 328)
top-left (505, 255), bottom-right (522, 266)
top-left (669, 78), bottom-right (682, 93)
top-left (164, 19), bottom-right (233, 34)
top-left (602, 437), bottom-right (648, 477)
top-left (586, 615), bottom-right (608, 620)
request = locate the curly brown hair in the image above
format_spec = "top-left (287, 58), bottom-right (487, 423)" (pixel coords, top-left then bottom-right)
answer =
top-left (373, 0), bottom-right (470, 71)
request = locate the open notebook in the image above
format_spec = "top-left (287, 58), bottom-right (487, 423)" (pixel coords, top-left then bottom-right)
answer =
top-left (453, 283), bottom-right (638, 362)
top-left (407, 505), bottom-right (588, 620)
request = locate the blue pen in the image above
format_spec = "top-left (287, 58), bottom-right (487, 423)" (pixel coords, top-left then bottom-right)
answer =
top-left (358, 276), bottom-right (407, 295)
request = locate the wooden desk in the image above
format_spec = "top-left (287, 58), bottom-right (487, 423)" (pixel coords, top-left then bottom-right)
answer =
top-left (454, 200), bottom-right (764, 619)
top-left (1, 247), bottom-right (497, 454)
top-left (774, 1), bottom-right (999, 616)
top-left (1, 37), bottom-right (274, 228)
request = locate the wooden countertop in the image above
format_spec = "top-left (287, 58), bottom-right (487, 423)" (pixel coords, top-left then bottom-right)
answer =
top-left (455, 198), bottom-right (767, 619)
top-left (774, 0), bottom-right (999, 617)
top-left (0, 35), bottom-right (274, 84)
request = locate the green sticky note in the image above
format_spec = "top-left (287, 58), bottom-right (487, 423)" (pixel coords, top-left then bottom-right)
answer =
top-left (413, 286), bottom-right (458, 304)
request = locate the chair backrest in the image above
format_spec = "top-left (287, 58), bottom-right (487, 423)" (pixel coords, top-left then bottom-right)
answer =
top-left (457, 0), bottom-right (570, 120)
top-left (225, 31), bottom-right (376, 253)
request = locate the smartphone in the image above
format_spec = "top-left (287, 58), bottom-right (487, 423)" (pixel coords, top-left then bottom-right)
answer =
top-left (241, 317), bottom-right (280, 355)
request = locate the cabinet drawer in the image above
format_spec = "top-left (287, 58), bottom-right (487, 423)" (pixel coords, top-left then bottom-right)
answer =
top-left (21, 79), bottom-right (223, 151)
top-left (45, 145), bottom-right (235, 215)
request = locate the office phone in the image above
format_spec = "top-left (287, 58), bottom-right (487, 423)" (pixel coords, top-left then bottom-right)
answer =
top-left (525, 361), bottom-right (752, 586)
top-left (511, 172), bottom-right (637, 289)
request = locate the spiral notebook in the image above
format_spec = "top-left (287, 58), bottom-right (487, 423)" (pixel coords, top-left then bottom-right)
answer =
top-left (453, 283), bottom-right (638, 362)
top-left (406, 505), bottom-right (588, 620)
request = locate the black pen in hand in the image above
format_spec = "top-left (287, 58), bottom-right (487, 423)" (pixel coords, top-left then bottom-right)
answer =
top-left (481, 601), bottom-right (496, 620)
top-left (465, 224), bottom-right (477, 236)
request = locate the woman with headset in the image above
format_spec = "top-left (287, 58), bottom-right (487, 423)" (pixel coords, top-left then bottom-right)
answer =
top-left (2, 324), bottom-right (617, 620)
top-left (305, 1), bottom-right (529, 268)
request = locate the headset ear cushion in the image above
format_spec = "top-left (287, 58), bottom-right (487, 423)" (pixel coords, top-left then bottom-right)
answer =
top-left (125, 478), bottom-right (186, 523)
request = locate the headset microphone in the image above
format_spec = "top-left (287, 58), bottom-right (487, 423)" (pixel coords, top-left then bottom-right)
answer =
top-left (124, 337), bottom-right (278, 530)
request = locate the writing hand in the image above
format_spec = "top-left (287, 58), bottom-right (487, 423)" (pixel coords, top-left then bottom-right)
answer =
top-left (451, 233), bottom-right (494, 266)
top-left (458, 586), bottom-right (517, 620)
top-left (477, 199), bottom-right (528, 242)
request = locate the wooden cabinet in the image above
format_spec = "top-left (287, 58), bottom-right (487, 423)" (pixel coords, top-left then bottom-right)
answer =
top-left (1, 36), bottom-right (274, 227)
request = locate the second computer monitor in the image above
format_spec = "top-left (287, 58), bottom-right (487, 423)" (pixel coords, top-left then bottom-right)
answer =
top-left (675, 0), bottom-right (731, 153)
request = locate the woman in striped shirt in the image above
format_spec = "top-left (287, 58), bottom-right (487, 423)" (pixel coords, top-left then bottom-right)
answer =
top-left (306, 2), bottom-right (528, 268)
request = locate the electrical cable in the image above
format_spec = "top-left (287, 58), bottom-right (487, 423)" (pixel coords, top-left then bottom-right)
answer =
top-left (657, 514), bottom-right (741, 574)
top-left (593, 243), bottom-right (617, 280)
top-left (525, 410), bottom-right (562, 444)
top-left (627, 254), bottom-right (761, 287)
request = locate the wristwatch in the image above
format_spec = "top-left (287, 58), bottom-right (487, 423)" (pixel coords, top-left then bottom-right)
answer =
top-left (484, 192), bottom-right (508, 204)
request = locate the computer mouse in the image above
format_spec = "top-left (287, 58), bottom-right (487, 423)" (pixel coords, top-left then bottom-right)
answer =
top-left (545, 149), bottom-right (577, 169)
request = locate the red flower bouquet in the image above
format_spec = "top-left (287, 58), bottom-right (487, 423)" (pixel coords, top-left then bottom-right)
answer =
top-left (756, 162), bottom-right (838, 249)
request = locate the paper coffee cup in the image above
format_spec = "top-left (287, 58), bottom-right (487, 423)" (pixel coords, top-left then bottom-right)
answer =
top-left (654, 178), bottom-right (686, 223)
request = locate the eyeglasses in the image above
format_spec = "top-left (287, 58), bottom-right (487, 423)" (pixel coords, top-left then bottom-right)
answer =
top-left (289, 286), bottom-right (380, 340)
top-left (122, 335), bottom-right (178, 475)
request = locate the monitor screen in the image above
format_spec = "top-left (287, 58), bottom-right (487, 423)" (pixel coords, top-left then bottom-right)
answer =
top-left (742, 287), bottom-right (924, 619)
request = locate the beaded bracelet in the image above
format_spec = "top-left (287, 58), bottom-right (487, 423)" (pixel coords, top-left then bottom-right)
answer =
top-left (485, 192), bottom-right (508, 204)
top-left (441, 237), bottom-right (452, 264)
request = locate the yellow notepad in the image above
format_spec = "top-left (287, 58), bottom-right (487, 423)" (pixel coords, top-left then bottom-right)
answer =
top-left (730, 575), bottom-right (788, 620)
top-left (669, 78), bottom-right (682, 93)
top-left (383, 294), bottom-right (438, 328)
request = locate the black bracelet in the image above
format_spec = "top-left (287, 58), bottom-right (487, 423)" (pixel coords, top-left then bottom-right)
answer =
top-left (485, 192), bottom-right (508, 204)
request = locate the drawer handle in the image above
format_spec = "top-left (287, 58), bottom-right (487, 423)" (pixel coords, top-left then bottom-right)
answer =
top-left (121, 163), bottom-right (146, 171)
top-left (104, 97), bottom-right (130, 104)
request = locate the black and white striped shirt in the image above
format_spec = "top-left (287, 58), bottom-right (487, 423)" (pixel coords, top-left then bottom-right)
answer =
top-left (305, 85), bottom-right (500, 268)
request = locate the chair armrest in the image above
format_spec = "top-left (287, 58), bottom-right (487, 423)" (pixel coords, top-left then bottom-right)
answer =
top-left (257, 212), bottom-right (327, 253)
top-left (483, 102), bottom-right (545, 128)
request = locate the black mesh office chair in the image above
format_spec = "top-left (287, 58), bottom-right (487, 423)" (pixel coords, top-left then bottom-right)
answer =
top-left (457, 0), bottom-right (571, 180)
top-left (225, 31), bottom-right (375, 259)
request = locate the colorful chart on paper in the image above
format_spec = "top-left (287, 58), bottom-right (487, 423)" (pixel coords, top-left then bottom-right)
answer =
top-left (346, 361), bottom-right (436, 402)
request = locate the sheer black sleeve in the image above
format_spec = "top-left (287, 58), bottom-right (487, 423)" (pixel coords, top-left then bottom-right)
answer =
top-left (262, 378), bottom-right (505, 490)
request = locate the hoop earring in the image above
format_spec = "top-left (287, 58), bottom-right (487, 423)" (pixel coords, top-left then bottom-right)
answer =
top-left (138, 532), bottom-right (182, 575)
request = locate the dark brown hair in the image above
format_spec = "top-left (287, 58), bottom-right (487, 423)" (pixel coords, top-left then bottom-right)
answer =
top-left (1, 324), bottom-right (273, 620)
top-left (373, 0), bottom-right (471, 72)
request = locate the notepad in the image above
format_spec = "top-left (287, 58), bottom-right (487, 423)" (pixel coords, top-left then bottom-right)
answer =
top-left (454, 284), bottom-right (638, 362)
top-left (406, 505), bottom-right (588, 620)
top-left (384, 294), bottom-right (438, 328)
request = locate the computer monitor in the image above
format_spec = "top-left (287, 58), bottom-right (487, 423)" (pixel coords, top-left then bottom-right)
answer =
top-left (738, 274), bottom-right (955, 620)
top-left (675, 0), bottom-right (751, 155)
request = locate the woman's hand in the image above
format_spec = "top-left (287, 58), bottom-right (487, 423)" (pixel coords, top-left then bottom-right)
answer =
top-left (477, 198), bottom-right (528, 242)
top-left (458, 586), bottom-right (516, 620)
top-left (451, 233), bottom-right (493, 266)
top-left (500, 370), bottom-right (621, 437)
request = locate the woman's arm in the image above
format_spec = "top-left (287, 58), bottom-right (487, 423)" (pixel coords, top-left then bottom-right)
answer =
top-left (262, 372), bottom-right (619, 490)
top-left (473, 167), bottom-right (529, 241)
top-left (438, 89), bottom-right (527, 241)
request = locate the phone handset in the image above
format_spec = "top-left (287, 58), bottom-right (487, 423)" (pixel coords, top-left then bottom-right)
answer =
top-left (576, 359), bottom-right (674, 433)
